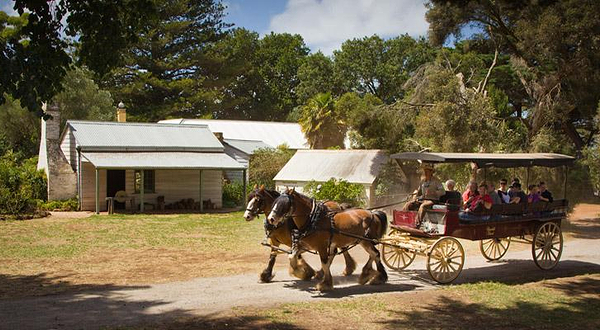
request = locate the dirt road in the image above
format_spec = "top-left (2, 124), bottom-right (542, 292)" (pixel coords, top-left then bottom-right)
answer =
top-left (2, 207), bottom-right (599, 330)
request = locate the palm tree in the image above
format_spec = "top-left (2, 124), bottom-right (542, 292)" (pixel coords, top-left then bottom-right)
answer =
top-left (299, 93), bottom-right (346, 149)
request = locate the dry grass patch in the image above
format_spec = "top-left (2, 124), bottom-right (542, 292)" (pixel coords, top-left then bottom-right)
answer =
top-left (0, 212), bottom-right (268, 298)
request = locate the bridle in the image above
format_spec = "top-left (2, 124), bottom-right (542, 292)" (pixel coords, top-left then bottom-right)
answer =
top-left (246, 189), bottom-right (278, 218)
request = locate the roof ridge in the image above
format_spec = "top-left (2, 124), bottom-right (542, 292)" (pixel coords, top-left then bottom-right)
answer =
top-left (177, 118), bottom-right (300, 126)
top-left (68, 120), bottom-right (208, 128)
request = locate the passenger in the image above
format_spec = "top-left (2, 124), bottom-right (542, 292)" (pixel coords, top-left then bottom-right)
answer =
top-left (466, 183), bottom-right (493, 213)
top-left (509, 178), bottom-right (520, 199)
top-left (488, 183), bottom-right (502, 205)
top-left (497, 178), bottom-right (510, 203)
top-left (509, 183), bottom-right (527, 204)
top-left (402, 162), bottom-right (445, 224)
top-left (462, 181), bottom-right (479, 209)
top-left (539, 181), bottom-right (554, 202)
top-left (439, 179), bottom-right (462, 205)
top-left (528, 184), bottom-right (541, 203)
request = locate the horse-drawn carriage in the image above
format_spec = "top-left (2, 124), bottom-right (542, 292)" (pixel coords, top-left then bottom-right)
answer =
top-left (380, 152), bottom-right (575, 284)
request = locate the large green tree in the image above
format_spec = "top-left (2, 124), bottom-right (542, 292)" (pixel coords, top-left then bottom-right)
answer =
top-left (426, 0), bottom-right (600, 152)
top-left (0, 0), bottom-right (155, 115)
top-left (296, 52), bottom-right (336, 104)
top-left (333, 35), bottom-right (434, 104)
top-left (103, 0), bottom-right (231, 121)
top-left (299, 93), bottom-right (346, 149)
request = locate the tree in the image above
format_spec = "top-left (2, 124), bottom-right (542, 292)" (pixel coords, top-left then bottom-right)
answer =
top-left (0, 96), bottom-right (39, 159)
top-left (0, 1), bottom-right (155, 115)
top-left (426, 0), bottom-right (600, 153)
top-left (299, 93), bottom-right (346, 149)
top-left (333, 35), bottom-right (434, 103)
top-left (249, 146), bottom-right (295, 188)
top-left (296, 52), bottom-right (336, 104)
top-left (103, 0), bottom-right (231, 122)
top-left (54, 67), bottom-right (115, 130)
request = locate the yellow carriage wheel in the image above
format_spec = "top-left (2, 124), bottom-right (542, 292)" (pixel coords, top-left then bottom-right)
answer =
top-left (427, 237), bottom-right (465, 284)
top-left (382, 244), bottom-right (416, 271)
top-left (479, 237), bottom-right (511, 261)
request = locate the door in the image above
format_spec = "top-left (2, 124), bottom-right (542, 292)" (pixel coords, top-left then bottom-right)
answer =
top-left (107, 170), bottom-right (126, 209)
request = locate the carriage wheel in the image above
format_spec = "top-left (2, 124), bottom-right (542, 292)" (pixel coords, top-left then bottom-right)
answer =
top-left (427, 237), bottom-right (465, 284)
top-left (382, 244), bottom-right (416, 271)
top-left (479, 237), bottom-right (511, 261)
top-left (532, 222), bottom-right (563, 270)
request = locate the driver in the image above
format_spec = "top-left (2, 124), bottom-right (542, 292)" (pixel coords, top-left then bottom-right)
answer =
top-left (403, 162), bottom-right (445, 224)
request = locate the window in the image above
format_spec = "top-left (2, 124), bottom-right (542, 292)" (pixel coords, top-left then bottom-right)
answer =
top-left (134, 170), bottom-right (155, 193)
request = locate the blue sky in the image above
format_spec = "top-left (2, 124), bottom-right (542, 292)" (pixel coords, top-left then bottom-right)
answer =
top-left (2, 0), bottom-right (434, 55)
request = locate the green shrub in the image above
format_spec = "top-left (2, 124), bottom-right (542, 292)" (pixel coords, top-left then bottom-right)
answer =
top-left (304, 178), bottom-right (365, 207)
top-left (0, 152), bottom-right (47, 215)
top-left (38, 198), bottom-right (79, 211)
top-left (249, 145), bottom-right (295, 188)
top-left (222, 181), bottom-right (245, 207)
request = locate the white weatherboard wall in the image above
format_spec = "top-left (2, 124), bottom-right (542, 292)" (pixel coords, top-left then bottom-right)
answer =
top-left (80, 164), bottom-right (222, 211)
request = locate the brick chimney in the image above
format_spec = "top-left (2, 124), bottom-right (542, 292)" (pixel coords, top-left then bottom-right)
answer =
top-left (213, 132), bottom-right (224, 141)
top-left (117, 101), bottom-right (127, 122)
top-left (37, 103), bottom-right (77, 201)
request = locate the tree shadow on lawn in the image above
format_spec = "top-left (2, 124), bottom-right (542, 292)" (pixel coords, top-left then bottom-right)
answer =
top-left (380, 276), bottom-right (600, 330)
top-left (0, 273), bottom-right (300, 330)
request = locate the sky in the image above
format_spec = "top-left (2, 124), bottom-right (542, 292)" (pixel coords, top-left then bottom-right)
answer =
top-left (1, 0), bottom-right (432, 55)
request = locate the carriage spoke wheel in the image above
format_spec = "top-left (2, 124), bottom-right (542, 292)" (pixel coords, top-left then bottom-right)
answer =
top-left (480, 237), bottom-right (511, 261)
top-left (427, 237), bottom-right (464, 284)
top-left (532, 222), bottom-right (563, 270)
top-left (382, 244), bottom-right (416, 271)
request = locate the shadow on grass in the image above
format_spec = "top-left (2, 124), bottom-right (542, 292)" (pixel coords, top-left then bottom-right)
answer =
top-left (0, 273), bottom-right (299, 330)
top-left (380, 276), bottom-right (600, 330)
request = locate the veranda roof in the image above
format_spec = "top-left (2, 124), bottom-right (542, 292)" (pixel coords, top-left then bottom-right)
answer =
top-left (81, 152), bottom-right (245, 170)
top-left (391, 152), bottom-right (575, 168)
top-left (274, 149), bottom-right (388, 184)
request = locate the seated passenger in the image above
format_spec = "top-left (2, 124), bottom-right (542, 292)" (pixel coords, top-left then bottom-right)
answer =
top-left (509, 178), bottom-right (521, 199)
top-left (488, 183), bottom-right (502, 205)
top-left (462, 181), bottom-right (480, 209)
top-left (497, 178), bottom-right (510, 203)
top-left (466, 183), bottom-right (493, 213)
top-left (509, 183), bottom-right (527, 204)
top-left (403, 162), bottom-right (445, 224)
top-left (439, 179), bottom-right (462, 205)
top-left (539, 181), bottom-right (554, 202)
top-left (528, 184), bottom-right (541, 203)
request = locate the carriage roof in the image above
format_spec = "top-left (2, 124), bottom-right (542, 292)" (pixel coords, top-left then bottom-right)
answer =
top-left (390, 152), bottom-right (575, 168)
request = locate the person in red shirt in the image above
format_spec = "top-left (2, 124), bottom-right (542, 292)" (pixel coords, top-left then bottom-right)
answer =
top-left (462, 181), bottom-right (479, 209)
top-left (466, 183), bottom-right (493, 213)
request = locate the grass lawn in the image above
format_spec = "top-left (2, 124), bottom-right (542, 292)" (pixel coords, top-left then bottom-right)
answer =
top-left (135, 274), bottom-right (600, 330)
top-left (0, 212), bottom-right (267, 298)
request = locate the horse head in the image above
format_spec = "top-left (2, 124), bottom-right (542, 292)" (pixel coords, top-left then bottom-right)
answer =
top-left (243, 185), bottom-right (279, 221)
top-left (267, 188), bottom-right (311, 226)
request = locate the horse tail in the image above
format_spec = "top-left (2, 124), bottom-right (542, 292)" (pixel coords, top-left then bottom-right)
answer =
top-left (372, 210), bottom-right (388, 239)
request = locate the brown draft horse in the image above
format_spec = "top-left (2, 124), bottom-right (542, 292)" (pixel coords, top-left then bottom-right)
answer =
top-left (243, 186), bottom-right (357, 283)
top-left (267, 189), bottom-right (388, 291)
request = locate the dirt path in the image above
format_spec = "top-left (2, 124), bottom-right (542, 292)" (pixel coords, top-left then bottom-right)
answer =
top-left (2, 206), bottom-right (599, 330)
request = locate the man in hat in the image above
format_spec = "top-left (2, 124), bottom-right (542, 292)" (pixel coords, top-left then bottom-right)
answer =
top-left (403, 162), bottom-right (445, 225)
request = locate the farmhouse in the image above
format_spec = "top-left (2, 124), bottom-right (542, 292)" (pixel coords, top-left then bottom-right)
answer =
top-left (273, 149), bottom-right (401, 208)
top-left (37, 105), bottom-right (245, 213)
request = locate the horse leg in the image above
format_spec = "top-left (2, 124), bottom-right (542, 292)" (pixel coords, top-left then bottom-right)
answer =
top-left (362, 241), bottom-right (388, 285)
top-left (315, 248), bottom-right (339, 280)
top-left (289, 252), bottom-right (315, 281)
top-left (316, 249), bottom-right (335, 292)
top-left (342, 250), bottom-right (356, 276)
top-left (260, 249), bottom-right (277, 283)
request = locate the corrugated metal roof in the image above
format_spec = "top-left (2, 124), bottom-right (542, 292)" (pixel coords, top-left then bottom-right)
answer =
top-left (159, 118), bottom-right (309, 149)
top-left (223, 138), bottom-right (271, 155)
top-left (68, 121), bottom-right (223, 152)
top-left (273, 150), bottom-right (388, 184)
top-left (391, 152), bottom-right (576, 168)
top-left (81, 152), bottom-right (245, 170)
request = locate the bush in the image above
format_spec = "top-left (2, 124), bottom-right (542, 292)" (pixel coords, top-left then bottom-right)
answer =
top-left (249, 145), bottom-right (295, 188)
top-left (222, 181), bottom-right (245, 208)
top-left (0, 152), bottom-right (47, 215)
top-left (304, 178), bottom-right (365, 207)
top-left (38, 198), bottom-right (79, 211)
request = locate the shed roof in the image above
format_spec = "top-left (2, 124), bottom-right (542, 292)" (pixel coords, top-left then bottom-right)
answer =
top-left (67, 121), bottom-right (223, 152)
top-left (273, 150), bottom-right (388, 185)
top-left (81, 152), bottom-right (245, 170)
top-left (159, 118), bottom-right (309, 149)
top-left (390, 152), bottom-right (576, 168)
top-left (223, 138), bottom-right (271, 155)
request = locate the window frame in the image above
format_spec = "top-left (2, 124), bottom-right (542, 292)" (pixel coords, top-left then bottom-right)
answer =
top-left (134, 169), bottom-right (156, 194)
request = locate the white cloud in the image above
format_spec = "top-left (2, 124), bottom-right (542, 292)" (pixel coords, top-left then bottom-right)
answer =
top-left (1, 1), bottom-right (18, 16)
top-left (269, 0), bottom-right (429, 55)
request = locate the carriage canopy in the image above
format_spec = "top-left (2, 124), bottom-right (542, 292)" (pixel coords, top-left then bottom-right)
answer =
top-left (390, 152), bottom-right (575, 168)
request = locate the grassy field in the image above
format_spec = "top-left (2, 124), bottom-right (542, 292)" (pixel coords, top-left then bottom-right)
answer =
top-left (132, 274), bottom-right (600, 330)
top-left (0, 212), bottom-right (267, 298)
